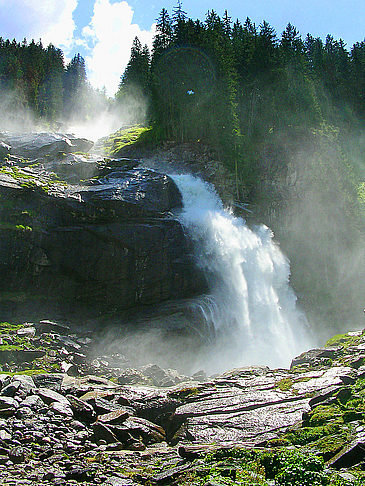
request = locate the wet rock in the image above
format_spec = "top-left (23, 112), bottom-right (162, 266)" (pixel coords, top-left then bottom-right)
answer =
top-left (140, 364), bottom-right (182, 387)
top-left (117, 369), bottom-right (151, 386)
top-left (1, 132), bottom-right (92, 160)
top-left (17, 327), bottom-right (36, 337)
top-left (37, 320), bottom-right (71, 335)
top-left (291, 348), bottom-right (339, 368)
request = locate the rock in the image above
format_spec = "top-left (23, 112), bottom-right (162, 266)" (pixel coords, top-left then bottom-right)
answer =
top-left (13, 375), bottom-right (35, 388)
top-left (9, 446), bottom-right (25, 464)
top-left (67, 136), bottom-right (94, 153)
top-left (20, 395), bottom-right (44, 409)
top-left (66, 395), bottom-right (96, 422)
top-left (37, 321), bottom-right (71, 334)
top-left (16, 327), bottom-right (36, 337)
top-left (0, 430), bottom-right (11, 441)
top-left (65, 467), bottom-right (95, 482)
top-left (0, 375), bottom-right (11, 390)
top-left (0, 396), bottom-right (18, 416)
top-left (291, 348), bottom-right (339, 368)
top-left (80, 390), bottom-right (115, 403)
top-left (92, 423), bottom-right (118, 444)
top-left (0, 349), bottom-right (46, 364)
top-left (37, 388), bottom-right (70, 406)
top-left (111, 417), bottom-right (165, 445)
top-left (1, 382), bottom-right (21, 397)
top-left (0, 151), bottom-right (205, 313)
top-left (0, 141), bottom-right (10, 160)
top-left (327, 432), bottom-right (365, 469)
top-left (33, 373), bottom-right (64, 391)
top-left (1, 132), bottom-right (92, 160)
top-left (117, 369), bottom-right (150, 386)
top-left (97, 409), bottom-right (130, 425)
top-left (50, 401), bottom-right (73, 417)
top-left (152, 463), bottom-right (192, 484)
top-left (102, 477), bottom-right (137, 486)
top-left (42, 153), bottom-right (97, 183)
top-left (139, 364), bottom-right (179, 387)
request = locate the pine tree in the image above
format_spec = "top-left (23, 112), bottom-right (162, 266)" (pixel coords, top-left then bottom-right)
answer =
top-left (63, 53), bottom-right (87, 120)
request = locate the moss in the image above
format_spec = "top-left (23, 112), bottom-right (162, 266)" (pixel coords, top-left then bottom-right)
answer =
top-left (325, 333), bottom-right (360, 349)
top-left (5, 369), bottom-right (48, 376)
top-left (285, 423), bottom-right (340, 446)
top-left (306, 433), bottom-right (348, 461)
top-left (0, 223), bottom-right (32, 232)
top-left (0, 166), bottom-right (67, 194)
top-left (275, 378), bottom-right (294, 391)
top-left (0, 344), bottom-right (24, 351)
top-left (307, 405), bottom-right (344, 427)
top-left (0, 321), bottom-right (23, 331)
top-left (102, 125), bottom-right (153, 156)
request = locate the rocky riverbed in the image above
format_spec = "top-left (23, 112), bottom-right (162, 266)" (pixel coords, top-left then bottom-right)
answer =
top-left (0, 318), bottom-right (364, 485)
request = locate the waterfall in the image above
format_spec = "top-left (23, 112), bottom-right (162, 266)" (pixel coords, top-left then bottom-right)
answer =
top-left (171, 174), bottom-right (312, 372)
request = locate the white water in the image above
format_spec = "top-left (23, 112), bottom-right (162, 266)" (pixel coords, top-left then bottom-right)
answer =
top-left (171, 174), bottom-right (313, 372)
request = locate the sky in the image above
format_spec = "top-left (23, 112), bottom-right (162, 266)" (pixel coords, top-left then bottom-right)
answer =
top-left (0, 0), bottom-right (363, 96)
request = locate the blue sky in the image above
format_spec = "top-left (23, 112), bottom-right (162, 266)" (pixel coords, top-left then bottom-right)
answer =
top-left (0, 0), bottom-right (363, 96)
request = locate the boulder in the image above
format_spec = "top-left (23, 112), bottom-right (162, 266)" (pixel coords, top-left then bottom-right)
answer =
top-left (0, 142), bottom-right (10, 160)
top-left (1, 132), bottom-right (93, 160)
top-left (0, 153), bottom-right (205, 313)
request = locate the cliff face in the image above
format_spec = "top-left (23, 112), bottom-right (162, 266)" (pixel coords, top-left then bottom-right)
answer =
top-left (0, 133), bottom-right (205, 318)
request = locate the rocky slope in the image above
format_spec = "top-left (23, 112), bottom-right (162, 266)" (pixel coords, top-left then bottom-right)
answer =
top-left (0, 132), bottom-right (205, 320)
top-left (0, 318), bottom-right (364, 485)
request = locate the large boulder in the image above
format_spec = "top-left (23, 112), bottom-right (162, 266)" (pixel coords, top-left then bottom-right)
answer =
top-left (0, 157), bottom-right (204, 313)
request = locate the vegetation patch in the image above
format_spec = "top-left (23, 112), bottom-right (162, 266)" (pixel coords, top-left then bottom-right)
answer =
top-left (102, 125), bottom-right (153, 156)
top-left (275, 378), bottom-right (294, 391)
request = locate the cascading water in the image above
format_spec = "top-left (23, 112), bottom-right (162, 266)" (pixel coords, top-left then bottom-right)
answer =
top-left (171, 174), bottom-right (313, 372)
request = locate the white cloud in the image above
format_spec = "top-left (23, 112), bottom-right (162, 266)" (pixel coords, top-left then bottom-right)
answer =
top-left (82, 0), bottom-right (156, 96)
top-left (0, 0), bottom-right (77, 48)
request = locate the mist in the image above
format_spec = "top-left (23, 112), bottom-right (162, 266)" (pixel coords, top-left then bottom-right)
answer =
top-left (65, 84), bottom-right (150, 142)
top-left (0, 89), bottom-right (39, 132)
top-left (263, 126), bottom-right (365, 342)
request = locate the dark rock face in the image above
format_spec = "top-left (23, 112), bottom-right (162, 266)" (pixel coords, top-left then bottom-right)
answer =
top-left (0, 132), bottom-right (204, 314)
